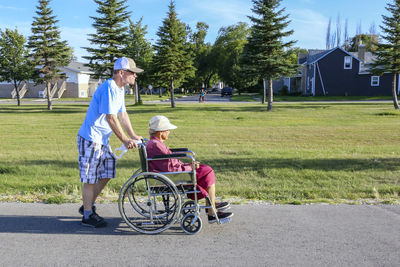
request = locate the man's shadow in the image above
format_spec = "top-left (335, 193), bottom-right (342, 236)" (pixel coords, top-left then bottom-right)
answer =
top-left (0, 215), bottom-right (185, 235)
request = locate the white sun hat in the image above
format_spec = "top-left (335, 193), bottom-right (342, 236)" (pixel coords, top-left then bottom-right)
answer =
top-left (149, 115), bottom-right (177, 132)
top-left (114, 57), bottom-right (144, 73)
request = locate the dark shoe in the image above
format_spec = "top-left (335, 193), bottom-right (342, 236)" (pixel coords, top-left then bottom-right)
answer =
top-left (81, 213), bottom-right (107, 228)
top-left (205, 202), bottom-right (231, 214)
top-left (78, 205), bottom-right (96, 215)
top-left (215, 202), bottom-right (230, 211)
top-left (208, 211), bottom-right (234, 224)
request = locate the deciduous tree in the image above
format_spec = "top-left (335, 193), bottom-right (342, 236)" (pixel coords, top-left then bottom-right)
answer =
top-left (125, 17), bottom-right (154, 104)
top-left (213, 22), bottom-right (251, 93)
top-left (0, 28), bottom-right (34, 106)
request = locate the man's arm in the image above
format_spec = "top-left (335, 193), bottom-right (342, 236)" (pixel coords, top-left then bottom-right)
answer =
top-left (106, 113), bottom-right (137, 149)
top-left (118, 111), bottom-right (142, 140)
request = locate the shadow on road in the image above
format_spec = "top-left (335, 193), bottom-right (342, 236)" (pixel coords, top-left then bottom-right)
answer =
top-left (0, 215), bottom-right (186, 236)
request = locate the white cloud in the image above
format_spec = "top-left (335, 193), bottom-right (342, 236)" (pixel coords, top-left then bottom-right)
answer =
top-left (0, 5), bottom-right (24, 11)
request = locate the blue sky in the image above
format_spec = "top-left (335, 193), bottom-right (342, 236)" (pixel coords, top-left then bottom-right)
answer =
top-left (0, 0), bottom-right (391, 62)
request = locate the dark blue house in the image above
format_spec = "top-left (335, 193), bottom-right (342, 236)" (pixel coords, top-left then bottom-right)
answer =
top-left (296, 46), bottom-right (400, 96)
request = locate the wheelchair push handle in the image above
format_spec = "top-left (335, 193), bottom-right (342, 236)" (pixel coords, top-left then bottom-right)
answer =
top-left (114, 139), bottom-right (145, 159)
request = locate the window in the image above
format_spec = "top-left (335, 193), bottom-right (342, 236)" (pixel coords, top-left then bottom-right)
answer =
top-left (371, 76), bottom-right (380, 86)
top-left (344, 56), bottom-right (352, 69)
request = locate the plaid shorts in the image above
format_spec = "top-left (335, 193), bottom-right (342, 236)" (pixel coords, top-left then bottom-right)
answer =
top-left (77, 135), bottom-right (116, 184)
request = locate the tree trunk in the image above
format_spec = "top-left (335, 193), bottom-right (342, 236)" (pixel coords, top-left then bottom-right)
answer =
top-left (46, 82), bottom-right (52, 110)
top-left (392, 73), bottom-right (399, 109)
top-left (137, 82), bottom-right (142, 104)
top-left (262, 79), bottom-right (266, 104)
top-left (14, 81), bottom-right (20, 107)
top-left (267, 79), bottom-right (273, 111)
top-left (134, 83), bottom-right (139, 104)
top-left (170, 78), bottom-right (176, 108)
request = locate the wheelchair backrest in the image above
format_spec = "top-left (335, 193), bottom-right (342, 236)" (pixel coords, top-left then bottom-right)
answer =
top-left (138, 142), bottom-right (148, 172)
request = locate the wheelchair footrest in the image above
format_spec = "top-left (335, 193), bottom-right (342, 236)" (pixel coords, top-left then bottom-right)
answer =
top-left (218, 217), bottom-right (232, 225)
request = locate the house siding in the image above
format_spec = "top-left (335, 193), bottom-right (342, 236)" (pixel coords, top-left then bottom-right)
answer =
top-left (307, 48), bottom-right (398, 96)
top-left (357, 73), bottom-right (394, 96)
top-left (305, 63), bottom-right (315, 95)
top-left (315, 49), bottom-right (360, 96)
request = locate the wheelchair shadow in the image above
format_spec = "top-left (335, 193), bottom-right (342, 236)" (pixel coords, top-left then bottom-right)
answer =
top-left (0, 215), bottom-right (187, 236)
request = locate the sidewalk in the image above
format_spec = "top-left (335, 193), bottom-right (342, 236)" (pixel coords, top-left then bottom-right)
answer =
top-left (0, 203), bottom-right (399, 266)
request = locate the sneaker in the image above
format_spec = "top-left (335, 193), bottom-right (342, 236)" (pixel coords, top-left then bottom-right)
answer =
top-left (208, 211), bottom-right (234, 224)
top-left (81, 213), bottom-right (107, 228)
top-left (215, 202), bottom-right (230, 211)
top-left (78, 205), bottom-right (96, 215)
top-left (205, 202), bottom-right (231, 214)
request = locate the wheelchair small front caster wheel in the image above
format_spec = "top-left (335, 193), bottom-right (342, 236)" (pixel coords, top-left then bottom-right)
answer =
top-left (181, 200), bottom-right (195, 216)
top-left (181, 213), bottom-right (202, 235)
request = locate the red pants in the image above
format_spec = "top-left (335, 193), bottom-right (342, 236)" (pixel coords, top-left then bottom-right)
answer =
top-left (189, 164), bottom-right (215, 200)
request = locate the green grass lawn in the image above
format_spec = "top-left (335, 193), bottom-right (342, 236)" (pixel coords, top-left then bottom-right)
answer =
top-left (231, 93), bottom-right (393, 102)
top-left (0, 102), bottom-right (399, 204)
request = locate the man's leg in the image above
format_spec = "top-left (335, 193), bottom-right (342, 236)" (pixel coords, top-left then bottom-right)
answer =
top-left (93, 178), bottom-right (111, 203)
top-left (82, 183), bottom-right (96, 212)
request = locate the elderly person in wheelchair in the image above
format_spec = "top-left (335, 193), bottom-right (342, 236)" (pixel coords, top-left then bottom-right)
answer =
top-left (146, 115), bottom-right (233, 224)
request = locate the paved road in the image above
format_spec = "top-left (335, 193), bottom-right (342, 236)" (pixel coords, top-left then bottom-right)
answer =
top-left (0, 203), bottom-right (399, 266)
top-left (145, 92), bottom-right (232, 104)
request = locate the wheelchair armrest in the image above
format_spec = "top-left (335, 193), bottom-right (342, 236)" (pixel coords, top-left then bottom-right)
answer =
top-left (170, 148), bottom-right (195, 156)
top-left (150, 153), bottom-right (187, 159)
top-left (170, 148), bottom-right (188, 152)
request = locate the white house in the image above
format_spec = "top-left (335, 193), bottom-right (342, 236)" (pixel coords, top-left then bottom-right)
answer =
top-left (0, 62), bottom-right (101, 98)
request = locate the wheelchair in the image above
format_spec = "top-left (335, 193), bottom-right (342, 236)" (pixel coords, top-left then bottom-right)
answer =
top-left (118, 139), bottom-right (229, 235)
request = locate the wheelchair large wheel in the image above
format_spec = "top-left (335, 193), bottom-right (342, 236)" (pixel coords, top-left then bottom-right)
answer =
top-left (118, 172), bottom-right (181, 234)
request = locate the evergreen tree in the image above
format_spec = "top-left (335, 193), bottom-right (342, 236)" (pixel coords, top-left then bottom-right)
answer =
top-left (241, 0), bottom-right (297, 111)
top-left (0, 28), bottom-right (35, 106)
top-left (125, 18), bottom-right (154, 104)
top-left (84, 0), bottom-right (131, 79)
top-left (371, 0), bottom-right (400, 109)
top-left (28, 0), bottom-right (73, 110)
top-left (152, 0), bottom-right (195, 108)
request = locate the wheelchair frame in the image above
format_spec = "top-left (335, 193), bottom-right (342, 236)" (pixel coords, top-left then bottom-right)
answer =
top-left (118, 140), bottom-right (227, 235)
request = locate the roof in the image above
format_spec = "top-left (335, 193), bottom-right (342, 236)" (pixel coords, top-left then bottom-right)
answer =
top-left (64, 62), bottom-right (94, 74)
top-left (301, 47), bottom-right (361, 65)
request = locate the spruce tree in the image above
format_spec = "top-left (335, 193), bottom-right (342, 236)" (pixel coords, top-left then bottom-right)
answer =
top-left (152, 0), bottom-right (195, 108)
top-left (0, 28), bottom-right (35, 106)
top-left (371, 0), bottom-right (400, 109)
top-left (84, 0), bottom-right (131, 79)
top-left (28, 0), bottom-right (73, 110)
top-left (241, 0), bottom-right (297, 111)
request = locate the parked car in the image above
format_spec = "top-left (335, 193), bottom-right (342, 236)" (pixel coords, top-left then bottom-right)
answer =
top-left (221, 87), bottom-right (233, 97)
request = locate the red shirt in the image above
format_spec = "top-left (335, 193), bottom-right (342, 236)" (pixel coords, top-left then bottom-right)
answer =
top-left (146, 136), bottom-right (192, 172)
